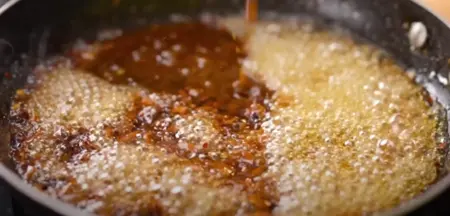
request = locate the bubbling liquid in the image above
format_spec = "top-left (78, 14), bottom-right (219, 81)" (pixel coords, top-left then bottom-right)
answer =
top-left (9, 16), bottom-right (439, 216)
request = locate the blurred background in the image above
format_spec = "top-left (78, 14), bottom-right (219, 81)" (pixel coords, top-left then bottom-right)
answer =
top-left (422, 0), bottom-right (450, 21)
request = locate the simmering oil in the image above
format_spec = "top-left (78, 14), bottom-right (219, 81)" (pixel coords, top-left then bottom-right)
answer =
top-left (9, 16), bottom-right (439, 216)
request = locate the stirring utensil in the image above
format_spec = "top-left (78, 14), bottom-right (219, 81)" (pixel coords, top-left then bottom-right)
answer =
top-left (239, 0), bottom-right (259, 88)
top-left (246, 0), bottom-right (258, 23)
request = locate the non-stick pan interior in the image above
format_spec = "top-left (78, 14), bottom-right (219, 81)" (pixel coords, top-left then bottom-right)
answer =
top-left (1, 0), bottom-right (450, 215)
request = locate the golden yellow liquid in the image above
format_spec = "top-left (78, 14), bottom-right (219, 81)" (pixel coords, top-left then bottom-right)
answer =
top-left (10, 17), bottom-right (439, 216)
top-left (243, 20), bottom-right (438, 215)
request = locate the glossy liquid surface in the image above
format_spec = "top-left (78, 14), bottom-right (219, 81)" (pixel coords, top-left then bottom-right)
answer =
top-left (9, 17), bottom-right (439, 215)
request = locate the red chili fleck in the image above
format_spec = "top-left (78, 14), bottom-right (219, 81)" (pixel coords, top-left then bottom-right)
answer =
top-left (203, 143), bottom-right (208, 149)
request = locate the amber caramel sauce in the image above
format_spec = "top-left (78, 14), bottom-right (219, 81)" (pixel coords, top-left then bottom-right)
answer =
top-left (10, 22), bottom-right (276, 215)
top-left (77, 22), bottom-right (273, 182)
top-left (75, 23), bottom-right (271, 116)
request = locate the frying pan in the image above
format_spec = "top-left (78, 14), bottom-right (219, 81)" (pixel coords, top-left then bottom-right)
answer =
top-left (1, 0), bottom-right (450, 215)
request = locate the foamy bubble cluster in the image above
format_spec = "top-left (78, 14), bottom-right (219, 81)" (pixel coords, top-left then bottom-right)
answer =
top-left (10, 18), bottom-right (439, 216)
top-left (245, 22), bottom-right (438, 215)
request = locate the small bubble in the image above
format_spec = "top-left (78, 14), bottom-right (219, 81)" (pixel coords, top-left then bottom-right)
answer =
top-left (344, 140), bottom-right (353, 146)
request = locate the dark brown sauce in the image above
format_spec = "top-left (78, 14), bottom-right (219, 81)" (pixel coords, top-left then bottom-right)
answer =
top-left (10, 22), bottom-right (277, 214)
top-left (74, 22), bottom-right (276, 212)
top-left (85, 22), bottom-right (275, 214)
top-left (74, 22), bottom-right (271, 116)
